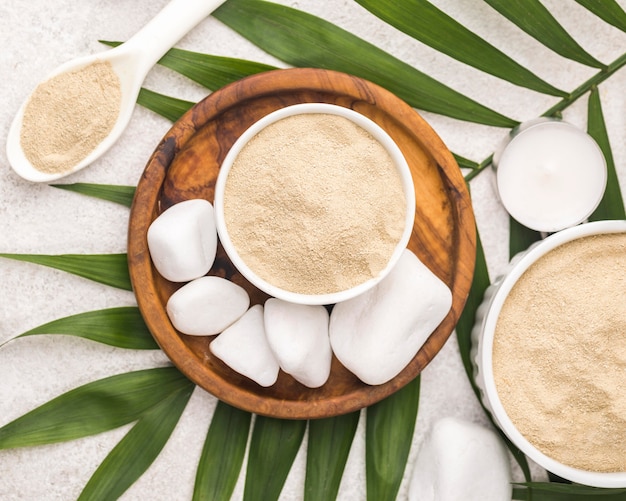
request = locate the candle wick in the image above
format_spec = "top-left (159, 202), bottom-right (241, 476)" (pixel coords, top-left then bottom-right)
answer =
top-left (539, 163), bottom-right (555, 178)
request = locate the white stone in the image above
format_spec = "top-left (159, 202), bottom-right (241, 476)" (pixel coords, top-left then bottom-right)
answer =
top-left (264, 298), bottom-right (332, 388)
top-left (329, 249), bottom-right (452, 385)
top-left (408, 417), bottom-right (512, 501)
top-left (166, 276), bottom-right (249, 336)
top-left (210, 305), bottom-right (279, 387)
top-left (147, 198), bottom-right (217, 282)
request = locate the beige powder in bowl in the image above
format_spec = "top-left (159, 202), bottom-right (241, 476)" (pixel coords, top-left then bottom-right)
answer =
top-left (493, 232), bottom-right (626, 473)
top-left (222, 112), bottom-right (407, 296)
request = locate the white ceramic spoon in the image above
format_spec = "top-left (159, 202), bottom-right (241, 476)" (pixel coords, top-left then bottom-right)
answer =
top-left (6, 0), bottom-right (226, 183)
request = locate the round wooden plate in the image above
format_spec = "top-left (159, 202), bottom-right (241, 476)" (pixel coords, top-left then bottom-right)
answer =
top-left (128, 68), bottom-right (476, 419)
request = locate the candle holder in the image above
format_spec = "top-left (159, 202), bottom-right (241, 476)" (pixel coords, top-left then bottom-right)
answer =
top-left (492, 118), bottom-right (607, 233)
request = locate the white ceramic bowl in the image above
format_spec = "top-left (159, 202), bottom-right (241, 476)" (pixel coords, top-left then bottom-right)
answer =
top-left (214, 103), bottom-right (415, 305)
top-left (471, 220), bottom-right (626, 488)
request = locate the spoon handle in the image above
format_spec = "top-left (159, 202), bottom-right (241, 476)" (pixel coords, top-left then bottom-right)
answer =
top-left (122, 0), bottom-right (227, 76)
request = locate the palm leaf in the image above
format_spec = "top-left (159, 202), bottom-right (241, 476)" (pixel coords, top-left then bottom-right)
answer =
top-left (2, 307), bottom-right (158, 350)
top-left (483, 0), bottom-right (604, 68)
top-left (466, 51), bottom-right (626, 183)
top-left (78, 383), bottom-right (194, 501)
top-left (157, 47), bottom-right (276, 90)
top-left (193, 401), bottom-right (252, 501)
top-left (454, 223), bottom-right (532, 482)
top-left (575, 0), bottom-right (626, 33)
top-left (0, 367), bottom-right (189, 449)
top-left (587, 87), bottom-right (625, 220)
top-left (509, 217), bottom-right (542, 259)
top-left (455, 225), bottom-right (491, 402)
top-left (355, 0), bottom-right (567, 95)
top-left (213, 0), bottom-right (517, 127)
top-left (101, 40), bottom-right (277, 91)
top-left (305, 411), bottom-right (360, 501)
top-left (365, 376), bottom-right (420, 501)
top-left (4, 1), bottom-right (626, 499)
top-left (464, 155), bottom-right (495, 182)
top-left (138, 88), bottom-right (195, 122)
top-left (51, 183), bottom-right (136, 208)
top-left (543, 52), bottom-right (626, 119)
top-left (0, 253), bottom-right (131, 291)
top-left (454, 154), bottom-right (480, 170)
top-left (513, 482), bottom-right (626, 499)
top-left (243, 416), bottom-right (307, 501)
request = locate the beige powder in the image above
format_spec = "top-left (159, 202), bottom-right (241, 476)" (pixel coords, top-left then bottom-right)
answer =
top-left (223, 113), bottom-right (407, 296)
top-left (493, 232), bottom-right (626, 472)
top-left (20, 60), bottom-right (121, 174)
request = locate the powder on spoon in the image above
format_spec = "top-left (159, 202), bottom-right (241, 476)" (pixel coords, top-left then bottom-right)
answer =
top-left (493, 232), bottom-right (626, 472)
top-left (222, 112), bottom-right (408, 296)
top-left (20, 60), bottom-right (121, 174)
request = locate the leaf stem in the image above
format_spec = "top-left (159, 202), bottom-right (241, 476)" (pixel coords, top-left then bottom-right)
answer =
top-left (542, 51), bottom-right (626, 118)
top-left (464, 154), bottom-right (494, 182)
top-left (464, 51), bottom-right (626, 182)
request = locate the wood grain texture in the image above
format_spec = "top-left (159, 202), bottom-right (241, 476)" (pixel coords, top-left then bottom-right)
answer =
top-left (127, 68), bottom-right (476, 419)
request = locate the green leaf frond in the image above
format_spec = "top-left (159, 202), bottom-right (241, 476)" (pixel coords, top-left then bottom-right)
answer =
top-left (513, 482), bottom-right (626, 499)
top-left (78, 384), bottom-right (194, 501)
top-left (305, 411), bottom-right (360, 501)
top-left (509, 217), bottom-right (542, 259)
top-left (454, 220), bottom-right (533, 481)
top-left (156, 47), bottom-right (278, 91)
top-left (587, 87), bottom-right (626, 221)
top-left (483, 0), bottom-right (605, 69)
top-left (101, 40), bottom-right (277, 91)
top-left (575, 0), bottom-right (626, 33)
top-left (366, 376), bottom-right (420, 500)
top-left (355, 0), bottom-right (568, 96)
top-left (453, 154), bottom-right (480, 170)
top-left (244, 416), bottom-right (307, 501)
top-left (193, 401), bottom-right (252, 501)
top-left (213, 0), bottom-right (517, 127)
top-left (51, 183), bottom-right (136, 208)
top-left (0, 367), bottom-right (191, 449)
top-left (138, 88), bottom-right (195, 122)
top-left (0, 253), bottom-right (132, 291)
top-left (3, 307), bottom-right (158, 350)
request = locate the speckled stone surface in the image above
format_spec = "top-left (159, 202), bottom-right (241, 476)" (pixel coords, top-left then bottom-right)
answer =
top-left (1, 1), bottom-right (625, 499)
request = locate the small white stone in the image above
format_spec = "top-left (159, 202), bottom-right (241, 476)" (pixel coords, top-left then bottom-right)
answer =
top-left (408, 417), bottom-right (512, 501)
top-left (329, 249), bottom-right (452, 385)
top-left (264, 298), bottom-right (332, 388)
top-left (210, 305), bottom-right (279, 387)
top-left (147, 199), bottom-right (217, 282)
top-left (166, 276), bottom-right (249, 336)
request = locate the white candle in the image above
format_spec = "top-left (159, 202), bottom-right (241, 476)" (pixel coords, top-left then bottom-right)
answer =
top-left (493, 119), bottom-right (607, 233)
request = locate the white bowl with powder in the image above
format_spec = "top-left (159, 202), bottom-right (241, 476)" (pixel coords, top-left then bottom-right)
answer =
top-left (214, 103), bottom-right (415, 305)
top-left (472, 220), bottom-right (626, 488)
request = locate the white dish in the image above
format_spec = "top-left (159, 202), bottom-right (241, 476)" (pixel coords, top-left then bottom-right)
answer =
top-left (472, 220), bottom-right (626, 488)
top-left (213, 102), bottom-right (416, 305)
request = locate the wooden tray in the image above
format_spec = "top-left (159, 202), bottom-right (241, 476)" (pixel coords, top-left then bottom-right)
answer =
top-left (128, 68), bottom-right (476, 419)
